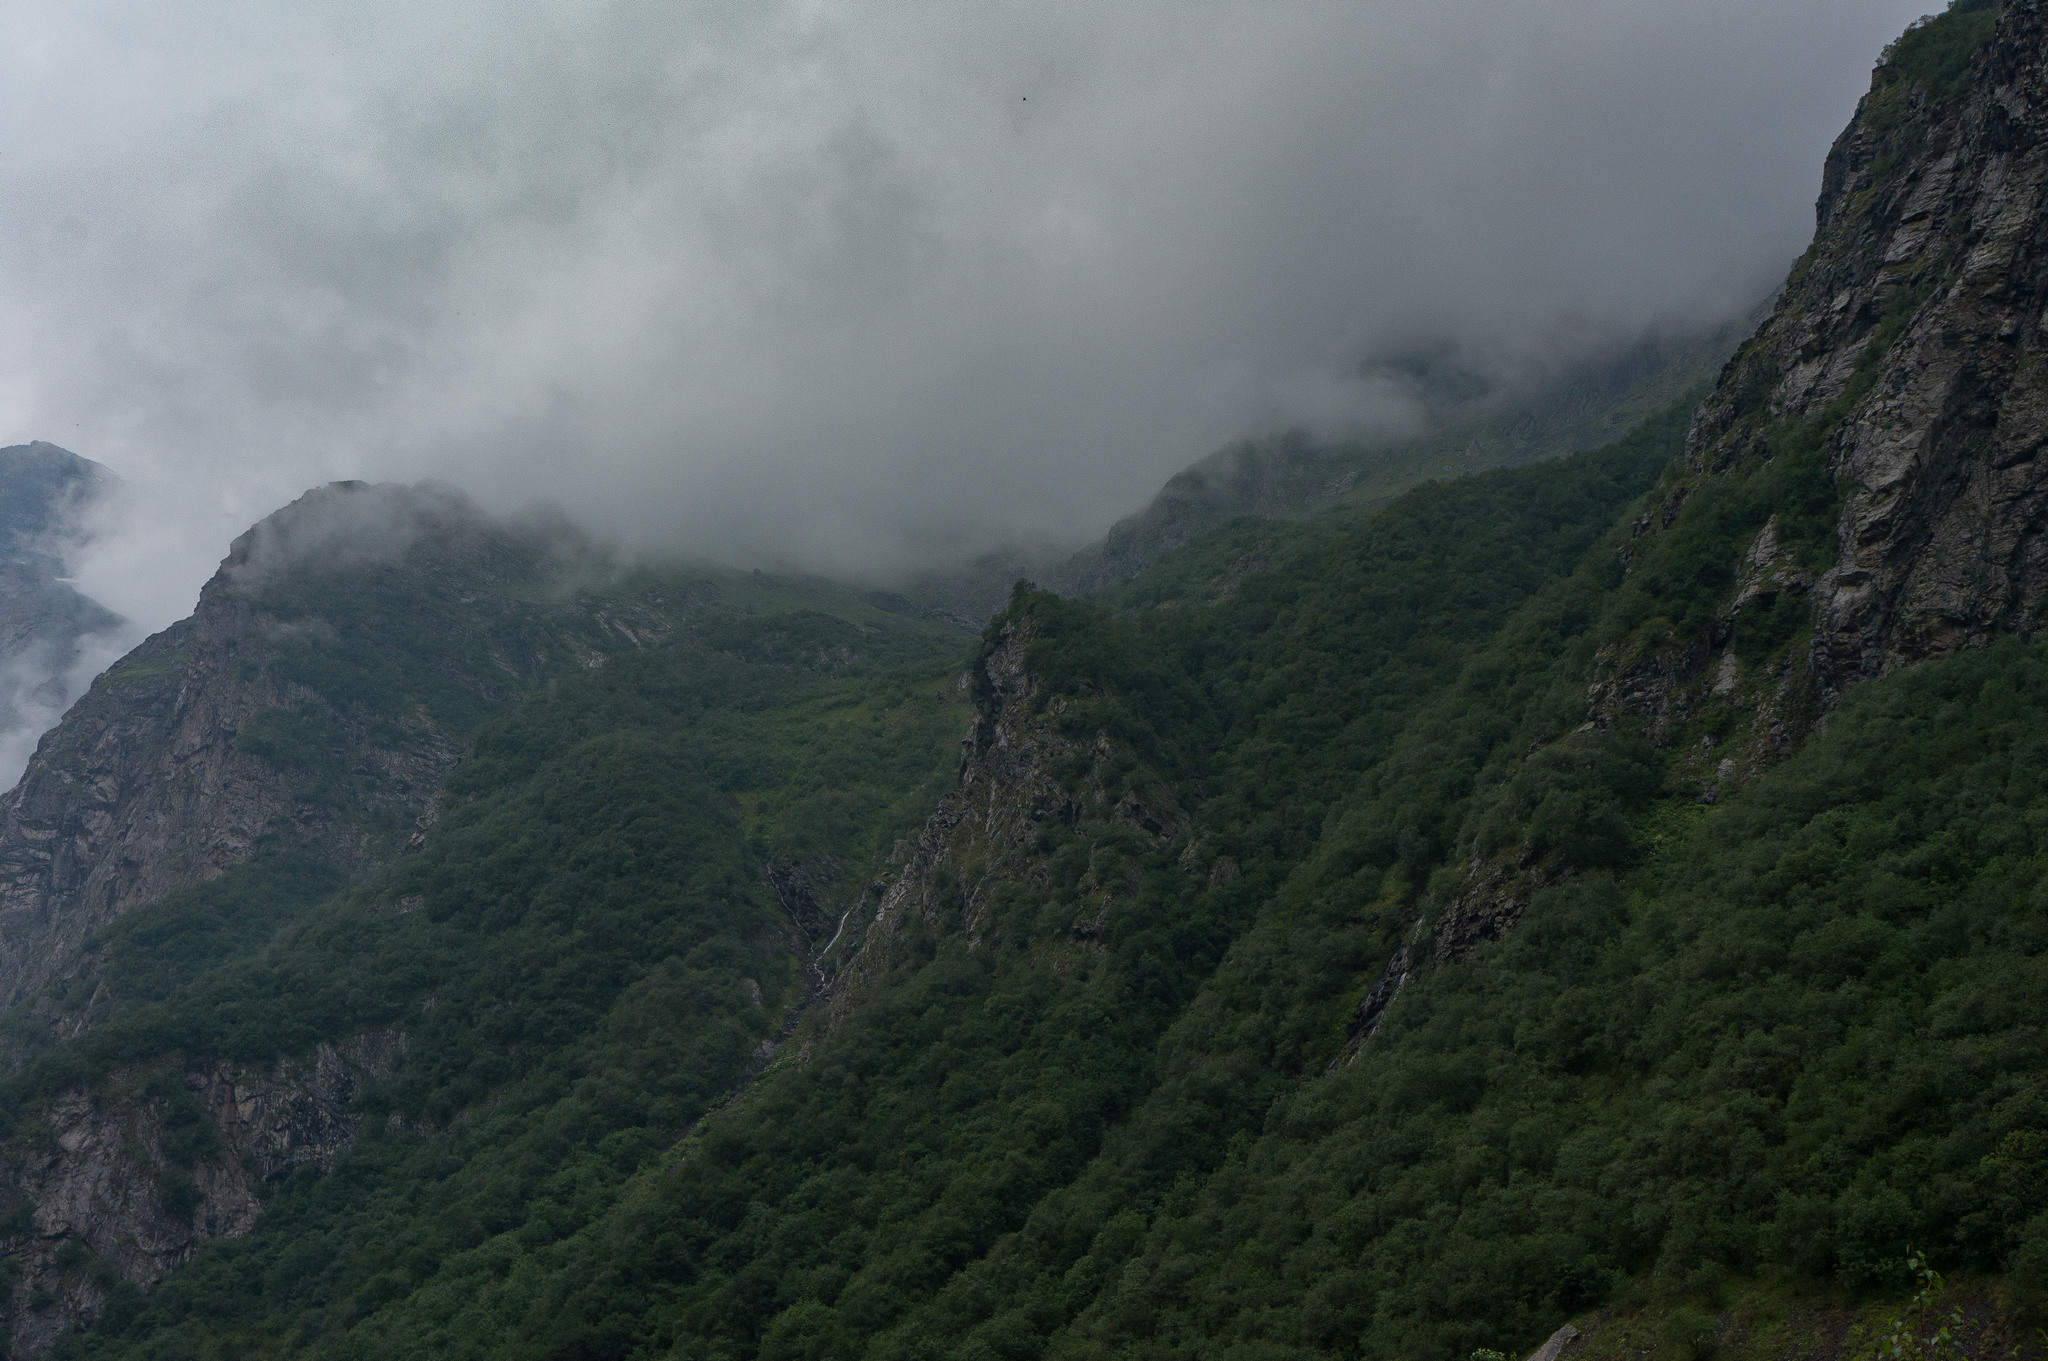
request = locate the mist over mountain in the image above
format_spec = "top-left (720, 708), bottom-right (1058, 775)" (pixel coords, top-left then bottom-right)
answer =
top-left (0, 0), bottom-right (1941, 637)
top-left (0, 445), bottom-right (127, 788)
top-left (878, 313), bottom-right (1755, 625)
top-left (1, 2), bottom-right (2046, 1358)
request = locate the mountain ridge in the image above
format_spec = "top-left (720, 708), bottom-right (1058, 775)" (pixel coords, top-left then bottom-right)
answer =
top-left (0, 3), bottom-right (2043, 1356)
top-left (887, 313), bottom-right (1754, 627)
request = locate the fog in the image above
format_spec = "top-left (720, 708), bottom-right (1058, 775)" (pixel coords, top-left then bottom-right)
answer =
top-left (0, 0), bottom-right (1940, 638)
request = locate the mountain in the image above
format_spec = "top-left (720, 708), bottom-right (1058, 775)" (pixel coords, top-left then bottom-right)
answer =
top-left (1049, 316), bottom-right (1754, 600)
top-left (0, 480), bottom-right (964, 1355)
top-left (0, 444), bottom-right (125, 786)
top-left (1590, 0), bottom-right (2044, 766)
top-left (888, 314), bottom-right (1752, 626)
top-left (0, 2), bottom-right (2043, 1357)
top-left (0, 480), bottom-right (679, 1035)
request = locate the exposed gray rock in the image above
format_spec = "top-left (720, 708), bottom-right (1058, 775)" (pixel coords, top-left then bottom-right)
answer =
top-left (1326, 915), bottom-right (1427, 1073)
top-left (1524, 1323), bottom-right (1581, 1361)
top-left (1433, 853), bottom-right (1566, 964)
top-left (0, 481), bottom-right (681, 1033)
top-left (829, 614), bottom-right (1187, 1015)
top-left (0, 1032), bottom-right (404, 1355)
top-left (1594, 1), bottom-right (2048, 749)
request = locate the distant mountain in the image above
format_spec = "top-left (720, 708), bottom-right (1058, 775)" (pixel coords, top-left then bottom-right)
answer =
top-left (1050, 316), bottom-right (1753, 598)
top-left (0, 443), bottom-right (125, 786)
top-left (887, 313), bottom-right (1754, 624)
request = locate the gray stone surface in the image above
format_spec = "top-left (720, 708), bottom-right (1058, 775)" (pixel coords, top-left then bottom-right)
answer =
top-left (1594, 1), bottom-right (2048, 752)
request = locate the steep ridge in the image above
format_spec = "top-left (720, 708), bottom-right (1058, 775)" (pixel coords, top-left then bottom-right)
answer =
top-left (0, 580), bottom-right (967, 1353)
top-left (821, 609), bottom-right (1190, 1019)
top-left (1050, 317), bottom-right (1749, 601)
top-left (0, 480), bottom-right (687, 1045)
top-left (23, 387), bottom-right (2048, 1357)
top-left (885, 317), bottom-right (1746, 626)
top-left (118, 416), bottom-right (1672, 1359)
top-left (7, 5), bottom-right (2048, 1357)
top-left (1590, 0), bottom-right (2044, 778)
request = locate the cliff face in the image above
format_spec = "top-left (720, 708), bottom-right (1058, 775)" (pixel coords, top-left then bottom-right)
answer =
top-left (0, 1034), bottom-right (405, 1355)
top-left (0, 481), bottom-right (679, 1026)
top-left (825, 614), bottom-right (1185, 1017)
top-left (1748, 0), bottom-right (2048, 687)
top-left (1594, 1), bottom-right (2048, 759)
top-left (0, 482), bottom-right (707, 1352)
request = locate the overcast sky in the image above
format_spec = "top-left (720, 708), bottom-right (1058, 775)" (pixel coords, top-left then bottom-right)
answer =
top-left (0, 0), bottom-right (1939, 633)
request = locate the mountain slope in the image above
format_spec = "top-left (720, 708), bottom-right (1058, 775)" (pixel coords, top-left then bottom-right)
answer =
top-left (0, 602), bottom-right (970, 1356)
top-left (5, 3), bottom-right (2048, 1358)
top-left (0, 480), bottom-right (673, 1034)
top-left (1050, 317), bottom-right (1750, 601)
top-left (1590, 0), bottom-right (2048, 784)
top-left (888, 315), bottom-right (1748, 627)
top-left (28, 401), bottom-right (1693, 1358)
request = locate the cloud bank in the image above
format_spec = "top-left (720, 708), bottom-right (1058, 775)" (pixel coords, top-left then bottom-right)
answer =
top-left (0, 0), bottom-right (1940, 633)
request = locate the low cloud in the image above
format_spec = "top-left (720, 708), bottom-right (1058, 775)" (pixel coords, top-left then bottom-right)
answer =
top-left (0, 0), bottom-right (1941, 630)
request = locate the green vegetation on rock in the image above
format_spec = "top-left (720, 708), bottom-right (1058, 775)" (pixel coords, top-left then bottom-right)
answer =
top-left (15, 380), bottom-right (2043, 1360)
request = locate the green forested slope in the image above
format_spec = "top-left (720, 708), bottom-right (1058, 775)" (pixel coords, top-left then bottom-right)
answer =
top-left (36, 402), bottom-right (1681, 1356)
top-left (17, 405), bottom-right (2048, 1357)
top-left (11, 609), bottom-right (971, 1358)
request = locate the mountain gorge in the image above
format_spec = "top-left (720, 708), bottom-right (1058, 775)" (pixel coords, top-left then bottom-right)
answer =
top-left (0, 2), bottom-right (2043, 1359)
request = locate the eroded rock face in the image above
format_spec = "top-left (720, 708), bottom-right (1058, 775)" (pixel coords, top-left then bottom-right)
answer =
top-left (0, 482), bottom-right (695, 1352)
top-left (0, 1033), bottom-right (404, 1356)
top-left (1599, 2), bottom-right (2048, 746)
top-left (0, 481), bottom-right (678, 1025)
top-left (1764, 4), bottom-right (2048, 690)
top-left (827, 616), bottom-right (1186, 1017)
top-left (0, 602), bottom-right (457, 1016)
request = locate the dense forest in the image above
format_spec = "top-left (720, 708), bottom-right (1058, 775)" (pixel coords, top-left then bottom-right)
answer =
top-left (11, 386), bottom-right (2044, 1360)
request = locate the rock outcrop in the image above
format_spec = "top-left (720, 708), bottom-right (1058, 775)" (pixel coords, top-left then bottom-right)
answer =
top-left (827, 610), bottom-right (1186, 1017)
top-left (0, 1033), bottom-right (405, 1355)
top-left (0, 481), bottom-right (680, 1032)
top-left (1594, 1), bottom-right (2048, 757)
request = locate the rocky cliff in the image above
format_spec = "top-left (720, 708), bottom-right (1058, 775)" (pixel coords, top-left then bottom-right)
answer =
top-left (824, 611), bottom-right (1186, 1018)
top-left (0, 1033), bottom-right (405, 1354)
top-left (1592, 0), bottom-right (2048, 772)
top-left (0, 481), bottom-right (680, 1036)
top-left (0, 481), bottom-right (713, 1353)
